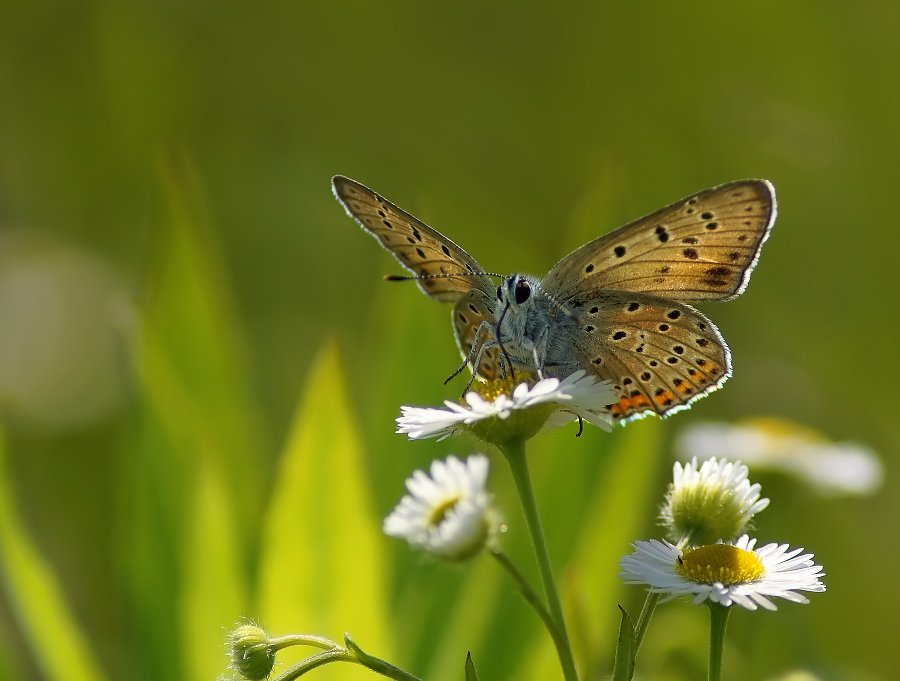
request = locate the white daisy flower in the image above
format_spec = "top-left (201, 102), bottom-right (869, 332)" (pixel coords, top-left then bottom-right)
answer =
top-left (396, 370), bottom-right (616, 443)
top-left (383, 454), bottom-right (499, 562)
top-left (620, 535), bottom-right (826, 611)
top-left (676, 418), bottom-right (883, 497)
top-left (660, 457), bottom-right (769, 546)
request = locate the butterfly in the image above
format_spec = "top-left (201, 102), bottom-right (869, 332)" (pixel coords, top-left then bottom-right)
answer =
top-left (333, 175), bottom-right (776, 423)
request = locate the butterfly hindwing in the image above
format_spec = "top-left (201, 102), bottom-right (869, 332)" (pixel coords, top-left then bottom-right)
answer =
top-left (563, 291), bottom-right (731, 421)
top-left (332, 175), bottom-right (494, 302)
top-left (452, 288), bottom-right (502, 380)
top-left (542, 179), bottom-right (775, 303)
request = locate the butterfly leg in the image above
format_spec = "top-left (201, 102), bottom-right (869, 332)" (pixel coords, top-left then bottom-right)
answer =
top-left (444, 355), bottom-right (472, 386)
top-left (509, 325), bottom-right (549, 380)
top-left (530, 324), bottom-right (553, 379)
top-left (450, 340), bottom-right (498, 394)
top-left (465, 320), bottom-right (540, 393)
top-left (463, 335), bottom-right (507, 394)
top-left (532, 349), bottom-right (544, 379)
top-left (445, 320), bottom-right (497, 387)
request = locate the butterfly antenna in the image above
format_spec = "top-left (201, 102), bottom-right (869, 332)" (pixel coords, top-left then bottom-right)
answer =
top-left (384, 271), bottom-right (502, 282)
top-left (494, 300), bottom-right (516, 382)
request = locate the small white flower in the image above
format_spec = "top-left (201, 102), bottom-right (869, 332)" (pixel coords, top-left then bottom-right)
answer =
top-left (660, 457), bottom-right (769, 546)
top-left (676, 418), bottom-right (883, 497)
top-left (384, 454), bottom-right (498, 561)
top-left (396, 370), bottom-right (616, 443)
top-left (620, 535), bottom-right (826, 611)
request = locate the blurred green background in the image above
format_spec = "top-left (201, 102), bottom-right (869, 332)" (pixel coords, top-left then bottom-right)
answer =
top-left (0, 1), bottom-right (896, 679)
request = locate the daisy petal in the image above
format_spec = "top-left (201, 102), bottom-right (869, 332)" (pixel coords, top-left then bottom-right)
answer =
top-left (384, 454), bottom-right (499, 562)
top-left (397, 372), bottom-right (617, 443)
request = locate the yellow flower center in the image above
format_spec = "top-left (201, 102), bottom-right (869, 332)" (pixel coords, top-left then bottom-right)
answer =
top-left (465, 372), bottom-right (555, 444)
top-left (472, 373), bottom-right (537, 402)
top-left (428, 496), bottom-right (461, 526)
top-left (676, 544), bottom-right (765, 585)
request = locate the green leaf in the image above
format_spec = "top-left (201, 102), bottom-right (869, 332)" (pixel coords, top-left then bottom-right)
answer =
top-left (611, 605), bottom-right (635, 681)
top-left (125, 156), bottom-right (263, 677)
top-left (146, 154), bottom-right (268, 540)
top-left (123, 398), bottom-right (186, 679)
top-left (0, 429), bottom-right (107, 681)
top-left (344, 634), bottom-right (421, 681)
top-left (180, 457), bottom-right (246, 681)
top-left (464, 651), bottom-right (480, 681)
top-left (256, 343), bottom-right (392, 679)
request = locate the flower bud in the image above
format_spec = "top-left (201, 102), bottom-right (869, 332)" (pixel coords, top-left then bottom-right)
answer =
top-left (227, 623), bottom-right (276, 680)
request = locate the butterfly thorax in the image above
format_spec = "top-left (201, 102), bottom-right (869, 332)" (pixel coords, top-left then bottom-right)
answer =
top-left (496, 274), bottom-right (577, 377)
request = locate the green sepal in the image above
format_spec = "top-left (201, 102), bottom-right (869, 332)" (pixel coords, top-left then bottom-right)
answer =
top-left (611, 605), bottom-right (636, 681)
top-left (464, 651), bottom-right (480, 681)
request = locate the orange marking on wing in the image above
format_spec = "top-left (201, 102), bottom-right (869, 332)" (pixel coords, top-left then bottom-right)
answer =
top-left (687, 363), bottom-right (718, 386)
top-left (610, 393), bottom-right (651, 417)
top-left (653, 389), bottom-right (676, 405)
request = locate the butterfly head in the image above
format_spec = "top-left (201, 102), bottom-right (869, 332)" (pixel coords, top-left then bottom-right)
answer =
top-left (497, 275), bottom-right (540, 310)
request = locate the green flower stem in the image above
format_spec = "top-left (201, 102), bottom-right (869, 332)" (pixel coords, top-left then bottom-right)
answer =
top-left (266, 634), bottom-right (421, 681)
top-left (489, 548), bottom-right (566, 657)
top-left (272, 644), bottom-right (422, 681)
top-left (633, 591), bottom-right (661, 652)
top-left (275, 649), bottom-right (353, 680)
top-left (707, 603), bottom-right (732, 681)
top-left (269, 633), bottom-right (338, 652)
top-left (500, 438), bottom-right (579, 681)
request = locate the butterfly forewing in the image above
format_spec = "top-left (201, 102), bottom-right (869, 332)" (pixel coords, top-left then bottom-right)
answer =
top-left (562, 291), bottom-right (731, 421)
top-left (332, 176), bottom-right (494, 302)
top-left (543, 180), bottom-right (775, 303)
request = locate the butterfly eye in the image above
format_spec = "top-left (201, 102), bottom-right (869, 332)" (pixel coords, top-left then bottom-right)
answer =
top-left (515, 279), bottom-right (531, 305)
top-left (496, 286), bottom-right (503, 301)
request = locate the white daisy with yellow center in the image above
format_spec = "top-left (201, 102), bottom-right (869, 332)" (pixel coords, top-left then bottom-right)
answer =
top-left (384, 454), bottom-right (499, 562)
top-left (620, 535), bottom-right (825, 611)
top-left (396, 370), bottom-right (616, 443)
